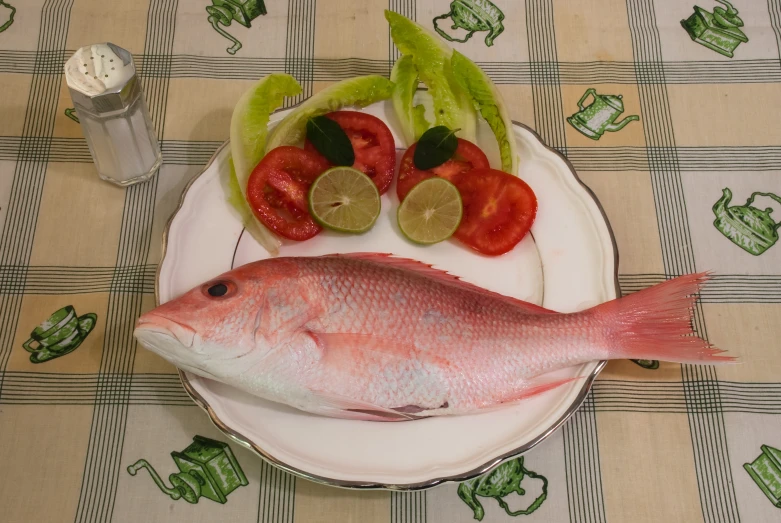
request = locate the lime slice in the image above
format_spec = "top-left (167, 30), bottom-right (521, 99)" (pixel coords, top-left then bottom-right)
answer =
top-left (397, 177), bottom-right (463, 244)
top-left (308, 167), bottom-right (381, 234)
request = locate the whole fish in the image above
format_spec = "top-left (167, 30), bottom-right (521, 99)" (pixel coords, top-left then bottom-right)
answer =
top-left (134, 253), bottom-right (734, 421)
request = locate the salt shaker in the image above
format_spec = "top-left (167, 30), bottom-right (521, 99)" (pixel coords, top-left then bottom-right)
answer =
top-left (64, 43), bottom-right (162, 186)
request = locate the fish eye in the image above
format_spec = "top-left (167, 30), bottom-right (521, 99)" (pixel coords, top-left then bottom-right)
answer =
top-left (202, 280), bottom-right (236, 299)
top-left (209, 283), bottom-right (228, 297)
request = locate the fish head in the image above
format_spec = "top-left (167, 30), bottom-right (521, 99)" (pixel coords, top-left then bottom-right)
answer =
top-left (133, 260), bottom-right (302, 377)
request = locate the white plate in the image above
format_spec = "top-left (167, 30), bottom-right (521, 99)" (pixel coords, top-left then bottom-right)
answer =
top-left (156, 100), bottom-right (619, 490)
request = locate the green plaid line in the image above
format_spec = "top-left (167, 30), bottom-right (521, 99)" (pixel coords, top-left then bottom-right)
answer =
top-left (0, 0), bottom-right (75, 393)
top-left (0, 49), bottom-right (70, 74)
top-left (257, 461), bottom-right (296, 523)
top-left (284, 0), bottom-right (317, 107)
top-left (158, 140), bottom-right (223, 165)
top-left (73, 0), bottom-right (176, 519)
top-left (0, 265), bottom-right (156, 294)
top-left (567, 145), bottom-right (781, 172)
top-left (589, 381), bottom-right (781, 414)
top-left (564, 394), bottom-right (607, 523)
top-left (0, 372), bottom-right (191, 406)
top-left (634, 60), bottom-right (666, 84)
top-left (527, 0), bottom-right (566, 151)
top-left (0, 265), bottom-right (27, 294)
top-left (561, 59), bottom-right (781, 84)
top-left (769, 0), bottom-right (781, 59)
top-left (0, 136), bottom-right (20, 157)
top-left (389, 0), bottom-right (416, 63)
top-left (626, 2), bottom-right (698, 275)
top-left (136, 53), bottom-right (176, 78)
top-left (0, 137), bottom-right (223, 165)
top-left (391, 492), bottom-right (426, 523)
top-left (165, 55), bottom-right (286, 78)
top-left (8, 50), bottom-right (781, 83)
top-left (17, 135), bottom-right (53, 161)
top-left (646, 146), bottom-right (682, 174)
top-left (0, 50), bottom-right (37, 73)
top-left (626, 2), bottom-right (743, 521)
top-left (9, 137), bottom-right (781, 171)
top-left (564, 146), bottom-right (651, 170)
top-left (529, 61), bottom-right (562, 86)
top-left (526, 0), bottom-right (608, 521)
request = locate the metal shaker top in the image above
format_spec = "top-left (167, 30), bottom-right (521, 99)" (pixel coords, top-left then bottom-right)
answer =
top-left (64, 42), bottom-right (139, 114)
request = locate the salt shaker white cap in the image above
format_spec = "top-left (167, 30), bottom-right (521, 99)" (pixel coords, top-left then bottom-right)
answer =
top-left (65, 43), bottom-right (139, 115)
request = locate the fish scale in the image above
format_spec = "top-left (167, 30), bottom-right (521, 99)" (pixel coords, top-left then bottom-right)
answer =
top-left (134, 253), bottom-right (734, 421)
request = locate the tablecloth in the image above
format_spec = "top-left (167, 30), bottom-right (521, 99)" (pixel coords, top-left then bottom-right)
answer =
top-left (1, 0), bottom-right (780, 521)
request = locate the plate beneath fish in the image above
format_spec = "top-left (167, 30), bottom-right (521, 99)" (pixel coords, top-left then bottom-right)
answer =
top-left (156, 101), bottom-right (619, 489)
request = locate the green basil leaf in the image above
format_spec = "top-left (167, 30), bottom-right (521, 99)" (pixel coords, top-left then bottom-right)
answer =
top-left (306, 116), bottom-right (355, 166)
top-left (413, 125), bottom-right (459, 170)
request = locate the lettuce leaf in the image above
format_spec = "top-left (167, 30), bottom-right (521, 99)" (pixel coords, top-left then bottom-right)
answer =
top-left (385, 10), bottom-right (476, 142)
top-left (450, 50), bottom-right (518, 174)
top-left (390, 55), bottom-right (430, 145)
top-left (229, 73), bottom-right (303, 255)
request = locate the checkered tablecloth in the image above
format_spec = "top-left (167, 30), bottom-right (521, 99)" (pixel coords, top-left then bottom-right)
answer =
top-left (2, 0), bottom-right (781, 522)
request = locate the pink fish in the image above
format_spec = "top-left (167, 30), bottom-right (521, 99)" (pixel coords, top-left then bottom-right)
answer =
top-left (134, 253), bottom-right (734, 421)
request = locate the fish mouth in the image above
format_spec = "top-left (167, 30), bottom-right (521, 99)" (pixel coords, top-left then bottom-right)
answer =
top-left (134, 313), bottom-right (196, 349)
top-left (133, 315), bottom-right (223, 381)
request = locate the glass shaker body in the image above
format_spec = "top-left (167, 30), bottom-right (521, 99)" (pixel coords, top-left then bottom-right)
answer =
top-left (74, 90), bottom-right (162, 186)
top-left (65, 43), bottom-right (162, 186)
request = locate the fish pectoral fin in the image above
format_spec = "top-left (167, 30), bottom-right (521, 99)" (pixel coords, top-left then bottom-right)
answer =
top-left (307, 331), bottom-right (415, 361)
top-left (258, 303), bottom-right (322, 347)
top-left (307, 389), bottom-right (417, 422)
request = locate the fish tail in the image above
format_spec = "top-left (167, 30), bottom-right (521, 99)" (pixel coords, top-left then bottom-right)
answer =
top-left (596, 272), bottom-right (737, 364)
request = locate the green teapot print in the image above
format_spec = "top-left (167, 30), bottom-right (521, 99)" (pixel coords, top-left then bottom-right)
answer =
top-left (433, 0), bottom-right (505, 47)
top-left (713, 188), bottom-right (781, 256)
top-left (567, 89), bottom-right (639, 140)
top-left (457, 456), bottom-right (548, 520)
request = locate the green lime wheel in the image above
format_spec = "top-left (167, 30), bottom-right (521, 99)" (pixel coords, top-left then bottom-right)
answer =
top-left (308, 166), bottom-right (381, 234)
top-left (397, 177), bottom-right (463, 244)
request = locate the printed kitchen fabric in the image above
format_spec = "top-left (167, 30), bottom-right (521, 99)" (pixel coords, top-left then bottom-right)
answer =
top-left (1, 0), bottom-right (780, 522)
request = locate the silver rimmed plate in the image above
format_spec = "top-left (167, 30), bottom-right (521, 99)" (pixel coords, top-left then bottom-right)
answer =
top-left (156, 100), bottom-right (618, 490)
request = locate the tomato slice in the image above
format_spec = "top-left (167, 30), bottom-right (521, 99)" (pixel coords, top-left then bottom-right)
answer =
top-left (453, 168), bottom-right (538, 256)
top-left (246, 146), bottom-right (331, 241)
top-left (396, 138), bottom-right (490, 201)
top-left (304, 111), bottom-right (396, 194)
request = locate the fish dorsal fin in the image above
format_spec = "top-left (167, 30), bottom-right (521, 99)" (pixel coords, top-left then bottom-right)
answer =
top-left (323, 252), bottom-right (556, 315)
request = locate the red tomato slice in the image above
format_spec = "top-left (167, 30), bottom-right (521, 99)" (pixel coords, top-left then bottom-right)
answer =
top-left (453, 168), bottom-right (538, 256)
top-left (396, 138), bottom-right (490, 201)
top-left (246, 146), bottom-right (330, 241)
top-left (304, 111), bottom-right (396, 194)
